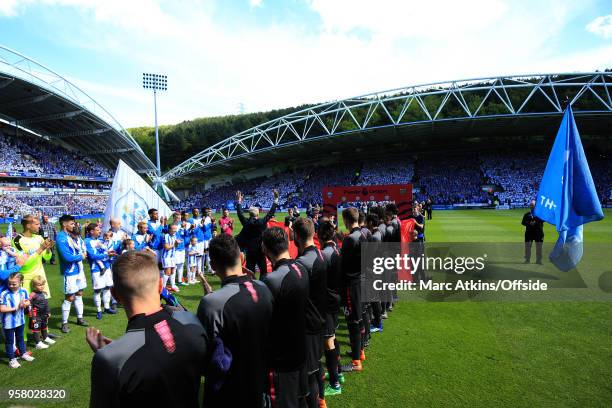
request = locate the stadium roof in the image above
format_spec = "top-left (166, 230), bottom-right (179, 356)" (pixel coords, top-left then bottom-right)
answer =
top-left (163, 72), bottom-right (612, 181)
top-left (0, 45), bottom-right (156, 174)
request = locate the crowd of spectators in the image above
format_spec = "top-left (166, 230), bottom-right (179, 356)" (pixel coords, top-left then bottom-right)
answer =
top-left (24, 180), bottom-right (111, 190)
top-left (358, 159), bottom-right (414, 185)
top-left (0, 195), bottom-right (35, 217)
top-left (481, 151), bottom-right (547, 205)
top-left (1, 194), bottom-right (107, 217)
top-left (0, 130), bottom-right (112, 177)
top-left (414, 154), bottom-right (488, 204)
top-left (179, 160), bottom-right (417, 210)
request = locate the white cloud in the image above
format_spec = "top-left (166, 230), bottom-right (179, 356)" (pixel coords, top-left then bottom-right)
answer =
top-left (250, 0), bottom-right (263, 8)
top-left (1, 0), bottom-right (608, 130)
top-left (586, 14), bottom-right (612, 38)
top-left (0, 0), bottom-right (22, 17)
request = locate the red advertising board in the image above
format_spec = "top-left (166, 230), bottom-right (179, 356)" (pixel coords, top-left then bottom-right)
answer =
top-left (322, 184), bottom-right (413, 220)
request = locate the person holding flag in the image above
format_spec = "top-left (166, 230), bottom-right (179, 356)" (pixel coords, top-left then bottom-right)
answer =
top-left (522, 200), bottom-right (544, 264)
top-left (534, 105), bottom-right (604, 271)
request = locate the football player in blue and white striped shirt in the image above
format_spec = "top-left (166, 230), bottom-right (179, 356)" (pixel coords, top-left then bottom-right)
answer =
top-left (162, 224), bottom-right (179, 293)
top-left (0, 272), bottom-right (35, 368)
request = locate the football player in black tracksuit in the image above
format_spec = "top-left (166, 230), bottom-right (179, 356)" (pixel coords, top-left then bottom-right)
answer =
top-left (235, 189), bottom-right (279, 278)
top-left (318, 221), bottom-right (344, 396)
top-left (340, 207), bottom-right (368, 372)
top-left (261, 227), bottom-right (310, 408)
top-left (197, 234), bottom-right (274, 408)
top-left (88, 251), bottom-right (207, 408)
top-left (383, 203), bottom-right (401, 313)
top-left (358, 211), bottom-right (373, 349)
top-left (366, 213), bottom-right (384, 333)
top-left (294, 218), bottom-right (328, 408)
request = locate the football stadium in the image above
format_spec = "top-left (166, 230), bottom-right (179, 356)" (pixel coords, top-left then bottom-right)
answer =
top-left (0, 4), bottom-right (611, 408)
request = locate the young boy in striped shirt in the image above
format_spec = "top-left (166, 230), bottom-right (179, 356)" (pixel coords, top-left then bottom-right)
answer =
top-left (0, 272), bottom-right (35, 368)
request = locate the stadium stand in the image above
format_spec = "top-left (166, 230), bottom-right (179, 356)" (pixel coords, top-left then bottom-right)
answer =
top-left (481, 151), bottom-right (547, 206)
top-left (0, 129), bottom-right (113, 217)
top-left (414, 153), bottom-right (488, 205)
top-left (0, 130), bottom-right (112, 177)
top-left (177, 151), bottom-right (611, 210)
top-left (0, 195), bottom-right (35, 217)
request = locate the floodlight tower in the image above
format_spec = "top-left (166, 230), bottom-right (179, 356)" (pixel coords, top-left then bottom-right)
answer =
top-left (142, 73), bottom-right (167, 176)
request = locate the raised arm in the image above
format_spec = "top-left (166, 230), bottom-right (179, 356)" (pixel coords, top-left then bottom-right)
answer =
top-left (235, 190), bottom-right (248, 225)
top-left (263, 189), bottom-right (280, 222)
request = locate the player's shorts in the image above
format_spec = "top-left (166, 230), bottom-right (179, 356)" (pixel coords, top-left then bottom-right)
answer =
top-left (64, 271), bottom-right (87, 295)
top-left (174, 250), bottom-right (185, 265)
top-left (91, 269), bottom-right (114, 290)
top-left (305, 333), bottom-right (324, 374)
top-left (29, 315), bottom-right (48, 332)
top-left (324, 313), bottom-right (338, 338)
top-left (162, 255), bottom-right (176, 269)
top-left (267, 366), bottom-right (309, 407)
top-left (343, 283), bottom-right (363, 323)
top-left (202, 240), bottom-right (210, 250)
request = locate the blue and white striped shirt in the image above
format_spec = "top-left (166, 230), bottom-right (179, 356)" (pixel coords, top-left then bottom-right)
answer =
top-left (162, 233), bottom-right (177, 261)
top-left (0, 288), bottom-right (28, 329)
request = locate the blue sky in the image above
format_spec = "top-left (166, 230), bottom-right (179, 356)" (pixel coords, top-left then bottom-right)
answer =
top-left (0, 0), bottom-right (610, 128)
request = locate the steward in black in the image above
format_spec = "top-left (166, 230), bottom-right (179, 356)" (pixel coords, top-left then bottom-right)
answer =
top-left (197, 274), bottom-right (273, 408)
top-left (522, 211), bottom-right (544, 241)
top-left (522, 201), bottom-right (544, 264)
top-left (90, 308), bottom-right (207, 408)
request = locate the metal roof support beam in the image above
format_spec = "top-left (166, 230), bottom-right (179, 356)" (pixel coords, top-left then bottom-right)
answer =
top-left (0, 77), bottom-right (14, 90)
top-left (0, 92), bottom-right (53, 109)
top-left (90, 147), bottom-right (135, 154)
top-left (161, 72), bottom-right (612, 182)
top-left (17, 109), bottom-right (84, 125)
top-left (49, 127), bottom-right (111, 139)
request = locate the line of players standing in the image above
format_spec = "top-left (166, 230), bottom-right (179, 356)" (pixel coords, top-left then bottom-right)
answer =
top-left (241, 200), bottom-right (411, 408)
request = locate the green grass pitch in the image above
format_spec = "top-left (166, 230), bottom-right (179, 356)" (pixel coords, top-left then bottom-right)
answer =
top-left (0, 209), bottom-right (610, 407)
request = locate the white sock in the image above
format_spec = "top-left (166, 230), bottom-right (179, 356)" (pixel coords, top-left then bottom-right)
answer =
top-left (169, 270), bottom-right (176, 288)
top-left (93, 291), bottom-right (102, 312)
top-left (74, 296), bottom-right (84, 319)
top-left (176, 263), bottom-right (184, 283)
top-left (102, 289), bottom-right (111, 310)
top-left (162, 274), bottom-right (169, 288)
top-left (62, 300), bottom-right (71, 324)
top-left (204, 253), bottom-right (210, 272)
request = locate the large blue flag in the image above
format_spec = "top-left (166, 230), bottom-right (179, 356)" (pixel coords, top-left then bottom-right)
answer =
top-left (534, 105), bottom-right (604, 271)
